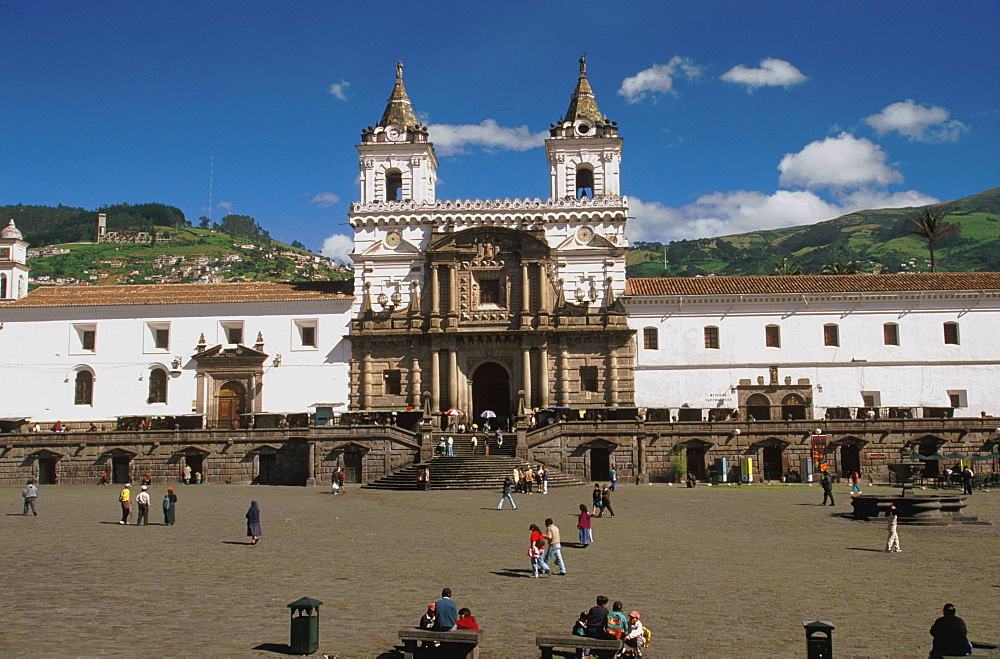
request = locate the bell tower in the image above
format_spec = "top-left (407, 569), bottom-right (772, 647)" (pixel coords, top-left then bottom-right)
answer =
top-left (356, 61), bottom-right (438, 205)
top-left (0, 219), bottom-right (29, 301)
top-left (546, 56), bottom-right (622, 200)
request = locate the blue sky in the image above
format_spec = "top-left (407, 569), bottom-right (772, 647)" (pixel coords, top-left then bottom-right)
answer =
top-left (2, 1), bottom-right (997, 261)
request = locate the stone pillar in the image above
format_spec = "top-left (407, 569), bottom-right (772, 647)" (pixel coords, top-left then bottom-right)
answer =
top-left (306, 441), bottom-right (316, 486)
top-left (606, 343), bottom-right (617, 407)
top-left (636, 435), bottom-right (648, 484)
top-left (559, 346), bottom-right (569, 406)
top-left (361, 352), bottom-right (372, 409)
top-left (431, 265), bottom-right (440, 315)
top-left (522, 347), bottom-right (532, 410)
top-left (430, 350), bottom-right (440, 413)
top-left (448, 349), bottom-right (458, 410)
top-left (521, 263), bottom-right (530, 322)
top-left (539, 264), bottom-right (549, 312)
top-left (449, 265), bottom-right (458, 314)
top-left (410, 356), bottom-right (422, 409)
top-left (540, 345), bottom-right (550, 408)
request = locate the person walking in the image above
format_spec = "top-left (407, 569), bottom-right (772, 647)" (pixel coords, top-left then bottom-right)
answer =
top-left (540, 466), bottom-right (549, 494)
top-left (497, 476), bottom-right (517, 510)
top-left (885, 504), bottom-right (901, 553)
top-left (470, 435), bottom-right (478, 455)
top-left (850, 470), bottom-right (863, 494)
top-left (598, 485), bottom-right (615, 518)
top-left (182, 464), bottom-right (192, 485)
top-left (118, 483), bottom-right (132, 524)
top-left (544, 517), bottom-right (567, 575)
top-left (447, 436), bottom-right (454, 457)
top-left (962, 467), bottom-right (974, 495)
top-left (246, 500), bottom-right (262, 545)
top-left (820, 469), bottom-right (835, 506)
top-left (591, 483), bottom-right (602, 516)
top-left (21, 479), bottom-right (38, 516)
top-left (135, 485), bottom-right (151, 525)
top-left (162, 487), bottom-right (177, 525)
top-left (577, 504), bottom-right (592, 547)
top-left (528, 523), bottom-right (549, 577)
top-left (610, 468), bottom-right (618, 491)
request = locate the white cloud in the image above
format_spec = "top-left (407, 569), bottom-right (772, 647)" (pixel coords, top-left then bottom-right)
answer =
top-left (864, 99), bottom-right (967, 142)
top-left (778, 132), bottom-right (903, 190)
top-left (427, 119), bottom-right (547, 157)
top-left (721, 58), bottom-right (807, 91)
top-left (618, 56), bottom-right (702, 103)
top-left (320, 233), bottom-right (354, 263)
top-left (329, 80), bottom-right (350, 101)
top-left (626, 186), bottom-right (938, 244)
top-left (216, 201), bottom-right (233, 214)
top-left (310, 192), bottom-right (340, 208)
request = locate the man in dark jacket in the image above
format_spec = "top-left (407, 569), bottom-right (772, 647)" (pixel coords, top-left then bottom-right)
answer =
top-left (930, 603), bottom-right (971, 658)
top-left (820, 469), bottom-right (835, 506)
top-left (496, 476), bottom-right (516, 510)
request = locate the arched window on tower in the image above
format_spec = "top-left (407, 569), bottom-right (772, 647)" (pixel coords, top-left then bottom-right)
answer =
top-left (75, 370), bottom-right (94, 406)
top-left (386, 169), bottom-right (403, 201)
top-left (575, 166), bottom-right (594, 199)
top-left (148, 368), bottom-right (168, 404)
top-left (0, 273), bottom-right (6, 298)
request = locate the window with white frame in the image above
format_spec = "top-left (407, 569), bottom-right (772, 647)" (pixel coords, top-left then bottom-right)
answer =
top-left (71, 323), bottom-right (97, 354)
top-left (144, 322), bottom-right (170, 352)
top-left (943, 322), bottom-right (960, 345)
top-left (643, 327), bottom-right (658, 350)
top-left (220, 320), bottom-right (244, 345)
top-left (883, 323), bottom-right (899, 346)
top-left (293, 319), bottom-right (318, 350)
top-left (765, 325), bottom-right (781, 348)
top-left (823, 324), bottom-right (839, 347)
top-left (947, 390), bottom-right (967, 409)
top-left (74, 369), bottom-right (94, 405)
top-left (861, 391), bottom-right (881, 408)
top-left (704, 326), bottom-right (719, 349)
top-left (148, 368), bottom-right (168, 404)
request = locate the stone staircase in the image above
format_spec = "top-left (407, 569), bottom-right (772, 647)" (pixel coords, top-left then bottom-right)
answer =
top-left (363, 455), bottom-right (586, 491)
top-left (427, 431), bottom-right (517, 457)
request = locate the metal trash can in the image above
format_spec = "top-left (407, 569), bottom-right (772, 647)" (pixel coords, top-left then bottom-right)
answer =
top-left (288, 597), bottom-right (323, 655)
top-left (803, 620), bottom-right (834, 659)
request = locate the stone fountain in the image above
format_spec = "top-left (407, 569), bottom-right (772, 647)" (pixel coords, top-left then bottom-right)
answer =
top-left (849, 461), bottom-right (990, 526)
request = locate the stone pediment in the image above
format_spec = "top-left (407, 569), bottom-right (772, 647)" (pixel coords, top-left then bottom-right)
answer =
top-left (361, 239), bottom-right (421, 256)
top-left (193, 344), bottom-right (268, 365)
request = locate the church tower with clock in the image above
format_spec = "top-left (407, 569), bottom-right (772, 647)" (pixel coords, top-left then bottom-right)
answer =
top-left (347, 58), bottom-right (634, 426)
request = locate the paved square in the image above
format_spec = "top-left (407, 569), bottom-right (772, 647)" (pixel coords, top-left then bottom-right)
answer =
top-left (1, 481), bottom-right (997, 657)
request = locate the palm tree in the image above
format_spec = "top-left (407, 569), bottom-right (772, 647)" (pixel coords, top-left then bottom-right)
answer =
top-left (820, 261), bottom-right (859, 275)
top-left (907, 205), bottom-right (960, 272)
top-left (772, 258), bottom-right (802, 276)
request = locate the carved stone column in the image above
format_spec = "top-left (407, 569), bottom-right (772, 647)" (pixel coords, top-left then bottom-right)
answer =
top-left (559, 345), bottom-right (569, 406)
top-left (431, 265), bottom-right (440, 315)
top-left (521, 263), bottom-right (531, 326)
top-left (361, 352), bottom-right (373, 409)
top-left (410, 356), bottom-right (422, 409)
top-left (306, 441), bottom-right (316, 487)
top-left (430, 350), bottom-right (440, 413)
top-left (539, 345), bottom-right (550, 408)
top-left (448, 265), bottom-right (458, 314)
top-left (606, 342), bottom-right (618, 407)
top-left (522, 347), bottom-right (532, 409)
top-left (448, 349), bottom-right (458, 410)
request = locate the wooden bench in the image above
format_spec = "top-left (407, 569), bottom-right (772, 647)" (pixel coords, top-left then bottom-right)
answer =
top-left (535, 633), bottom-right (622, 659)
top-left (397, 628), bottom-right (483, 659)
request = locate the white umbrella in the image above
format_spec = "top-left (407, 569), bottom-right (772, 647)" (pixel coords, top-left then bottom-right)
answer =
top-left (480, 410), bottom-right (497, 419)
top-left (445, 409), bottom-right (463, 416)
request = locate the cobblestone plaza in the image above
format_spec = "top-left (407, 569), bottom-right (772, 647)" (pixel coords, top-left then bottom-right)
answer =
top-left (1, 481), bottom-right (997, 657)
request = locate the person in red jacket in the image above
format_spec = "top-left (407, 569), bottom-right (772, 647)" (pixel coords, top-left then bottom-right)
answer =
top-left (455, 608), bottom-right (480, 630)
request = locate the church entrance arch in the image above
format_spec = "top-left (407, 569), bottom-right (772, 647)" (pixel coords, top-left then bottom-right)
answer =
top-left (217, 381), bottom-right (247, 429)
top-left (745, 394), bottom-right (770, 422)
top-left (472, 362), bottom-right (511, 428)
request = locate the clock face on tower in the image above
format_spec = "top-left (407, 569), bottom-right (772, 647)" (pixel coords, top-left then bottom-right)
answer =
top-left (576, 226), bottom-right (594, 244)
top-left (385, 231), bottom-right (402, 248)
top-left (385, 124), bottom-right (405, 141)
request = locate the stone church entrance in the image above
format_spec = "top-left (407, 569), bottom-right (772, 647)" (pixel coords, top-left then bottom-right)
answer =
top-left (472, 362), bottom-right (511, 429)
top-left (217, 381), bottom-right (247, 429)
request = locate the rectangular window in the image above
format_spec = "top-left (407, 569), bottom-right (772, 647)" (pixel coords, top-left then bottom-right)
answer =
top-left (144, 322), bottom-right (170, 353)
top-left (765, 325), bottom-right (781, 348)
top-left (861, 391), bottom-right (881, 408)
top-left (704, 326), bottom-right (719, 349)
top-left (643, 327), bottom-right (658, 350)
top-left (479, 278), bottom-right (501, 306)
top-left (943, 322), bottom-right (960, 345)
top-left (71, 323), bottom-right (97, 354)
top-left (154, 328), bottom-right (170, 350)
top-left (823, 325), bottom-right (839, 347)
top-left (221, 321), bottom-right (244, 345)
top-left (947, 390), bottom-right (967, 409)
top-left (883, 323), bottom-right (899, 346)
top-left (580, 366), bottom-right (599, 393)
top-left (384, 369), bottom-right (402, 395)
top-left (293, 319), bottom-right (319, 350)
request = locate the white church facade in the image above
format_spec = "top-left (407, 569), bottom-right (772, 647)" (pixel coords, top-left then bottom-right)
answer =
top-left (1, 60), bottom-right (998, 486)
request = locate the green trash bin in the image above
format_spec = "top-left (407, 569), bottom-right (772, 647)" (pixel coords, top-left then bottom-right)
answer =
top-left (288, 597), bottom-right (323, 655)
top-left (803, 620), bottom-right (834, 659)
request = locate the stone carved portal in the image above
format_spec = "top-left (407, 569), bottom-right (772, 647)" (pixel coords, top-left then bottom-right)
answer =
top-left (471, 362), bottom-right (511, 428)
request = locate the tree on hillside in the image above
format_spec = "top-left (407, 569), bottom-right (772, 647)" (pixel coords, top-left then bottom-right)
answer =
top-left (772, 258), bottom-right (802, 276)
top-left (290, 240), bottom-right (306, 250)
top-left (199, 216), bottom-right (211, 229)
top-left (820, 261), bottom-right (859, 275)
top-left (907, 205), bottom-right (960, 272)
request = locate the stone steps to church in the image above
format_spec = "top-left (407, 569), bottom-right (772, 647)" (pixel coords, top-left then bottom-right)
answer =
top-left (363, 456), bottom-right (585, 490)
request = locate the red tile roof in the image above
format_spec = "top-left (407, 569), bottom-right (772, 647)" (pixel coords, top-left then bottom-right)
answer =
top-left (624, 273), bottom-right (1000, 297)
top-left (4, 281), bottom-right (354, 308)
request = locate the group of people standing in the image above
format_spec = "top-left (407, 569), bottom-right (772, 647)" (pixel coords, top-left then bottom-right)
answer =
top-left (116, 483), bottom-right (177, 525)
top-left (591, 483), bottom-right (615, 517)
top-left (512, 465), bottom-right (548, 494)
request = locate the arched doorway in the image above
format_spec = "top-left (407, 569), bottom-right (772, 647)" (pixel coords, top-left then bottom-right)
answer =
top-left (590, 447), bottom-right (611, 482)
top-left (472, 362), bottom-right (511, 429)
top-left (217, 381), bottom-right (247, 429)
top-left (840, 443), bottom-right (862, 476)
top-left (746, 393), bottom-right (770, 422)
top-left (781, 393), bottom-right (807, 421)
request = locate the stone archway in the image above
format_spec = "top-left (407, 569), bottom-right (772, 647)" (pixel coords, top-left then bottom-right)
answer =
top-left (746, 393), bottom-right (770, 422)
top-left (217, 381), bottom-right (247, 429)
top-left (472, 362), bottom-right (511, 428)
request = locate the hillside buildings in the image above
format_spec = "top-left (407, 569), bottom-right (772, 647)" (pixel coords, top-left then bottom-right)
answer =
top-left (1, 60), bottom-right (998, 487)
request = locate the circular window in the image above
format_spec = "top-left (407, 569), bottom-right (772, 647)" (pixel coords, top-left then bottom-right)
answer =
top-left (577, 123), bottom-right (591, 134)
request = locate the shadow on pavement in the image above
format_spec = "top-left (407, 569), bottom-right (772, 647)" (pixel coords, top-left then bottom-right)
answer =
top-left (222, 540), bottom-right (254, 545)
top-left (491, 568), bottom-right (534, 578)
top-left (846, 547), bottom-right (885, 552)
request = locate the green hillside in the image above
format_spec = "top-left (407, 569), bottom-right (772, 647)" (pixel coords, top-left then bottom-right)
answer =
top-left (627, 187), bottom-right (1000, 277)
top-left (2, 202), bottom-right (348, 285)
